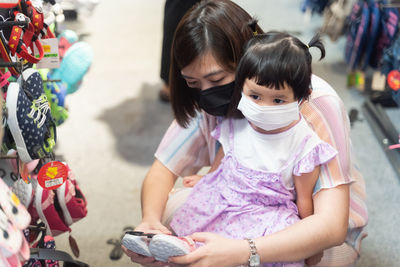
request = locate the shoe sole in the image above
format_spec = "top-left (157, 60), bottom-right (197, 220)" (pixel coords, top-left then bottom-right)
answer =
top-left (148, 234), bottom-right (191, 262)
top-left (121, 234), bottom-right (152, 257)
top-left (5, 83), bottom-right (32, 162)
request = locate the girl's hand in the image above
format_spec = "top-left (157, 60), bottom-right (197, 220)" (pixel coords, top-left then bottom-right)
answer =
top-left (135, 220), bottom-right (172, 235)
top-left (169, 232), bottom-right (248, 267)
top-left (183, 175), bottom-right (203, 187)
top-left (305, 251), bottom-right (324, 265)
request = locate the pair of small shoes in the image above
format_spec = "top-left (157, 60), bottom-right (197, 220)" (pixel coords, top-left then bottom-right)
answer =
top-left (122, 232), bottom-right (195, 262)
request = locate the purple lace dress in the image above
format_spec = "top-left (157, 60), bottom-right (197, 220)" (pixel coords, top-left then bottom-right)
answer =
top-left (170, 119), bottom-right (337, 267)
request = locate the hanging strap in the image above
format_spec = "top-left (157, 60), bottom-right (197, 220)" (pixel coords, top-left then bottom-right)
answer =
top-left (29, 248), bottom-right (89, 267)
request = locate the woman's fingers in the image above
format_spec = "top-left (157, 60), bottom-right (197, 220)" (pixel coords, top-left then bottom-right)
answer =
top-left (169, 246), bottom-right (205, 265)
top-left (189, 232), bottom-right (213, 243)
top-left (169, 233), bottom-right (215, 265)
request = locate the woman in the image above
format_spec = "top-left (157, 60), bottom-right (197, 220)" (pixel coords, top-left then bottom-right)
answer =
top-left (123, 1), bottom-right (367, 266)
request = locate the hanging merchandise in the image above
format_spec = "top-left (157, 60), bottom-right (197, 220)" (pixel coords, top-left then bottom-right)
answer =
top-left (370, 1), bottom-right (400, 68)
top-left (39, 69), bottom-right (69, 126)
top-left (321, 0), bottom-right (353, 41)
top-left (0, 0), bottom-right (93, 265)
top-left (6, 69), bottom-right (57, 163)
top-left (345, 0), bottom-right (400, 70)
top-left (51, 41), bottom-right (93, 94)
top-left (377, 32), bottom-right (400, 106)
top-left (301, 0), bottom-right (330, 15)
top-left (0, 178), bottom-right (31, 266)
top-left (345, 0), bottom-right (370, 70)
top-left (393, 89), bottom-right (400, 105)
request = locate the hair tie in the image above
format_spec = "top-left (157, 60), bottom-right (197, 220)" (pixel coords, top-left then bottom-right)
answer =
top-left (248, 20), bottom-right (258, 37)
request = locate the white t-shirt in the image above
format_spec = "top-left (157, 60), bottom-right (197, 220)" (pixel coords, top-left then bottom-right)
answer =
top-left (214, 117), bottom-right (337, 189)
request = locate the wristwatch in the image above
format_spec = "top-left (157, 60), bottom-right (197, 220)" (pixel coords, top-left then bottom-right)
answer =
top-left (246, 238), bottom-right (260, 267)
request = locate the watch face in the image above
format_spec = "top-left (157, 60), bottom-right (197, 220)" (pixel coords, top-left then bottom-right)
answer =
top-left (249, 254), bottom-right (260, 266)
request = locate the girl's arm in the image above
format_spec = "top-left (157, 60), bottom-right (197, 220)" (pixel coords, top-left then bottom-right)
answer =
top-left (293, 166), bottom-right (320, 219)
top-left (294, 166), bottom-right (324, 265)
top-left (170, 183), bottom-right (349, 266)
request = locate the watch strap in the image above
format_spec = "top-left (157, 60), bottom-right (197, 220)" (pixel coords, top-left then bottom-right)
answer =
top-left (246, 238), bottom-right (259, 267)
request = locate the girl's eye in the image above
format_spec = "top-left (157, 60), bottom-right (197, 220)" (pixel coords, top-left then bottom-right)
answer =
top-left (250, 95), bottom-right (260, 100)
top-left (273, 99), bottom-right (284, 104)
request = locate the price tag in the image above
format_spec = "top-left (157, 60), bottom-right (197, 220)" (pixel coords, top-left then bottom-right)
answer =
top-left (37, 161), bottom-right (67, 190)
top-left (34, 38), bottom-right (60, 69)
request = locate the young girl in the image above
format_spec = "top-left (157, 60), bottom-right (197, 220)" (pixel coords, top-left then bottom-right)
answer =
top-left (169, 31), bottom-right (337, 266)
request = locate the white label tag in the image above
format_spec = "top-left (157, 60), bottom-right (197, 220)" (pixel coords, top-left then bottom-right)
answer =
top-left (45, 177), bottom-right (64, 188)
top-left (371, 71), bottom-right (386, 91)
top-left (34, 38), bottom-right (60, 69)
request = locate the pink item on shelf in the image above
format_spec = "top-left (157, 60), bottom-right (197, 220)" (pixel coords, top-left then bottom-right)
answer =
top-left (389, 144), bottom-right (400, 150)
top-left (5, 253), bottom-right (21, 267)
top-left (0, 70), bottom-right (11, 88)
top-left (0, 208), bottom-right (23, 257)
top-left (55, 163), bottom-right (87, 225)
top-left (29, 180), bottom-right (71, 236)
top-left (17, 236), bottom-right (30, 262)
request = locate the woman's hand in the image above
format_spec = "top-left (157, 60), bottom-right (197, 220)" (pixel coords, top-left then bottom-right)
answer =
top-left (169, 232), bottom-right (248, 267)
top-left (305, 251), bottom-right (324, 265)
top-left (122, 245), bottom-right (164, 267)
top-left (122, 220), bottom-right (172, 266)
top-left (183, 175), bottom-right (203, 187)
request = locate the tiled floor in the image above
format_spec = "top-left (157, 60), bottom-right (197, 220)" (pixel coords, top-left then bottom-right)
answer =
top-left (52, 1), bottom-right (400, 266)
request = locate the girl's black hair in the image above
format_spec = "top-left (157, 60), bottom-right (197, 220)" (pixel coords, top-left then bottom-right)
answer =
top-left (228, 31), bottom-right (325, 117)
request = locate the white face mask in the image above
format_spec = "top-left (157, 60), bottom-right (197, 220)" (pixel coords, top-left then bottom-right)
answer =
top-left (237, 93), bottom-right (300, 131)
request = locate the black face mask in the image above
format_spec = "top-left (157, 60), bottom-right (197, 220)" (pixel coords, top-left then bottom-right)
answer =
top-left (193, 81), bottom-right (235, 116)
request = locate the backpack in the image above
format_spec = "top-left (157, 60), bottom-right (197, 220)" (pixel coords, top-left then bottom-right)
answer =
top-left (345, 0), bottom-right (370, 70)
top-left (370, 1), bottom-right (400, 68)
top-left (362, 0), bottom-right (381, 69)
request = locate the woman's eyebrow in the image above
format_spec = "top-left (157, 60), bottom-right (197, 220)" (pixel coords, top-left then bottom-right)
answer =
top-left (203, 70), bottom-right (224, 78)
top-left (182, 70), bottom-right (224, 80)
top-left (181, 74), bottom-right (195, 80)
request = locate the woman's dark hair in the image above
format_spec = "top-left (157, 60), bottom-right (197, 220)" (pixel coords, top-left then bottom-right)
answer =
top-left (170, 0), bottom-right (263, 127)
top-left (228, 31), bottom-right (325, 117)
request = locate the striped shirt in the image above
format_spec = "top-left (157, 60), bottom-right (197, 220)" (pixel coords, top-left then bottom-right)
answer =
top-left (155, 75), bottom-right (368, 253)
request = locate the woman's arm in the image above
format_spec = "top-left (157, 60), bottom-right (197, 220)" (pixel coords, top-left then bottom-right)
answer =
top-left (138, 159), bottom-right (178, 233)
top-left (170, 184), bottom-right (349, 266)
